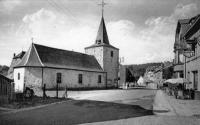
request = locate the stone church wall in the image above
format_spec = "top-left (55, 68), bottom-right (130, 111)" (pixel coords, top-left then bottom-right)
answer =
top-left (103, 47), bottom-right (119, 86)
top-left (43, 68), bottom-right (106, 89)
top-left (85, 47), bottom-right (104, 68)
top-left (15, 67), bottom-right (106, 93)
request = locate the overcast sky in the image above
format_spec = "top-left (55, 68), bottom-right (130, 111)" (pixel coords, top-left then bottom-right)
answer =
top-left (0, 0), bottom-right (200, 65)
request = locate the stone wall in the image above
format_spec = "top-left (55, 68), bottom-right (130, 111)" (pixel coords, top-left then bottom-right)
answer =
top-left (103, 47), bottom-right (119, 86)
top-left (85, 46), bottom-right (119, 86)
top-left (85, 47), bottom-right (104, 68)
top-left (14, 67), bottom-right (106, 94)
top-left (43, 68), bottom-right (106, 89)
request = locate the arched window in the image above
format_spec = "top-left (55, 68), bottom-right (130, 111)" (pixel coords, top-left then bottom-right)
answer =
top-left (18, 73), bottom-right (20, 80)
top-left (111, 51), bottom-right (113, 57)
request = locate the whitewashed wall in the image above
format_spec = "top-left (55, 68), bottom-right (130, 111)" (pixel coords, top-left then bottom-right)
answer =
top-left (43, 68), bottom-right (106, 89)
top-left (14, 67), bottom-right (106, 92)
top-left (14, 68), bottom-right (25, 92)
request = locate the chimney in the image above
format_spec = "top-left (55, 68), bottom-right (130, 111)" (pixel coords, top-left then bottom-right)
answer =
top-left (13, 53), bottom-right (16, 57)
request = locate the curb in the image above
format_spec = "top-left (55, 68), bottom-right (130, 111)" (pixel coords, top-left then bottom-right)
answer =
top-left (0, 100), bottom-right (68, 115)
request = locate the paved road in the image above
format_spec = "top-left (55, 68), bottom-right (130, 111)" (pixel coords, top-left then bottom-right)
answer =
top-left (0, 89), bottom-right (156, 125)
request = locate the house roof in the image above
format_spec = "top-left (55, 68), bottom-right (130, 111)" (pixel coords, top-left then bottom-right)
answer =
top-left (85, 17), bottom-right (119, 50)
top-left (184, 15), bottom-right (200, 39)
top-left (15, 43), bottom-right (104, 72)
top-left (174, 18), bottom-right (195, 50)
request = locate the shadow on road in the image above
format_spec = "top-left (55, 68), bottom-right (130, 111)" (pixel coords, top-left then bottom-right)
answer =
top-left (0, 99), bottom-right (154, 125)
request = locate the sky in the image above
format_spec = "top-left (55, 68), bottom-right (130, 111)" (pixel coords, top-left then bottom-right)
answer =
top-left (0, 0), bottom-right (200, 65)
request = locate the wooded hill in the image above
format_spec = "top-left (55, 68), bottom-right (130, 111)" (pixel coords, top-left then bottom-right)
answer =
top-left (125, 62), bottom-right (162, 81)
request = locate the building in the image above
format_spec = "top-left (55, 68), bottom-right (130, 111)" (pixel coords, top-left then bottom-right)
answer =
top-left (182, 14), bottom-right (200, 99)
top-left (85, 17), bottom-right (119, 87)
top-left (173, 19), bottom-right (190, 78)
top-left (7, 51), bottom-right (26, 79)
top-left (154, 63), bottom-right (173, 86)
top-left (13, 16), bottom-right (119, 93)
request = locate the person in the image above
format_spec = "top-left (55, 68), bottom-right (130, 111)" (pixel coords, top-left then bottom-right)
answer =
top-left (63, 86), bottom-right (68, 98)
top-left (174, 87), bottom-right (178, 99)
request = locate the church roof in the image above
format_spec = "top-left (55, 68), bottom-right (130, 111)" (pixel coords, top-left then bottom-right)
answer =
top-left (13, 51), bottom-right (26, 59)
top-left (85, 17), bottom-right (118, 50)
top-left (96, 17), bottom-right (110, 45)
top-left (15, 43), bottom-right (104, 72)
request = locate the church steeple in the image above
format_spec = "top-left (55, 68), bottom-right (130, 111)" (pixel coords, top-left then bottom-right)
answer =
top-left (95, 17), bottom-right (110, 45)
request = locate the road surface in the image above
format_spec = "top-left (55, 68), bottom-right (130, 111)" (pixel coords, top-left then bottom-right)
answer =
top-left (0, 89), bottom-right (156, 125)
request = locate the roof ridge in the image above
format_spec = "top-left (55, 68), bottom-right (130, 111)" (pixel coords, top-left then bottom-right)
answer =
top-left (33, 43), bottom-right (93, 57)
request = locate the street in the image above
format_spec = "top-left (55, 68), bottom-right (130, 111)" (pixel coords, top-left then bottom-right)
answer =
top-left (0, 89), bottom-right (156, 125)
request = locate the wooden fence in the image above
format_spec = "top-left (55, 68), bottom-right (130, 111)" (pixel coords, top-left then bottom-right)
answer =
top-left (0, 74), bottom-right (14, 104)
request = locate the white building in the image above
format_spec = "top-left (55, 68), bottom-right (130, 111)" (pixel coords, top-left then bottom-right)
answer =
top-left (13, 16), bottom-right (119, 93)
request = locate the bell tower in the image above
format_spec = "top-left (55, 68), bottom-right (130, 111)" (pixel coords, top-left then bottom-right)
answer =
top-left (85, 0), bottom-right (119, 87)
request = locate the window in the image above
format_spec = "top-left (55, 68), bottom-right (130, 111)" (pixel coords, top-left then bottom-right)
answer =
top-left (56, 73), bottom-right (62, 83)
top-left (18, 73), bottom-right (20, 80)
top-left (111, 51), bottom-right (113, 57)
top-left (193, 71), bottom-right (198, 90)
top-left (98, 75), bottom-right (101, 83)
top-left (96, 40), bottom-right (101, 44)
top-left (78, 74), bottom-right (83, 84)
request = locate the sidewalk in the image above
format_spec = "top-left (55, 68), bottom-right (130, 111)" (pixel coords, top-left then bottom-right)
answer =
top-left (161, 90), bottom-right (200, 116)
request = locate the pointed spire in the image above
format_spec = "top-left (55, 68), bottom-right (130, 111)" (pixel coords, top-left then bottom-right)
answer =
top-left (95, 17), bottom-right (110, 45)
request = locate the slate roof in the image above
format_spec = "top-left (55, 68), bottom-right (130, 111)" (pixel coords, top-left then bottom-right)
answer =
top-left (15, 43), bottom-right (104, 72)
top-left (13, 51), bottom-right (26, 59)
top-left (96, 17), bottom-right (110, 45)
top-left (7, 51), bottom-right (26, 79)
top-left (174, 15), bottom-right (200, 51)
top-left (85, 17), bottom-right (119, 50)
top-left (184, 15), bottom-right (200, 39)
top-left (174, 18), bottom-right (193, 50)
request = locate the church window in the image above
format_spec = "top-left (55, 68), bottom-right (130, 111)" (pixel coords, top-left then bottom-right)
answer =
top-left (111, 51), bottom-right (113, 57)
top-left (98, 75), bottom-right (101, 83)
top-left (56, 73), bottom-right (62, 83)
top-left (78, 74), bottom-right (83, 84)
top-left (18, 73), bottom-right (20, 80)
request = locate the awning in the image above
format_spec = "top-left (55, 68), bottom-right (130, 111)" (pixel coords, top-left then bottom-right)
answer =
top-left (164, 78), bottom-right (191, 84)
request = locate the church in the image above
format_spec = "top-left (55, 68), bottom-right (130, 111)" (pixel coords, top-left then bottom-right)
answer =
top-left (12, 15), bottom-right (119, 93)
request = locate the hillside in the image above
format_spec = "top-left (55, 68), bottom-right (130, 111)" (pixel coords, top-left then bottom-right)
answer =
top-left (125, 62), bottom-right (162, 80)
top-left (0, 65), bottom-right (9, 76)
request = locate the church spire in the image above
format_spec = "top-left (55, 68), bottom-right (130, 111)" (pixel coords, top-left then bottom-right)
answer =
top-left (95, 0), bottom-right (109, 45)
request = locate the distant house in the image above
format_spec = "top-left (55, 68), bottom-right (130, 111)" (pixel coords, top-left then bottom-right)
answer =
top-left (137, 76), bottom-right (145, 86)
top-left (12, 16), bottom-right (119, 94)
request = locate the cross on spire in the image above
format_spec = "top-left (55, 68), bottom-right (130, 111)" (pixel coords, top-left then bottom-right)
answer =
top-left (31, 37), bottom-right (34, 43)
top-left (98, 0), bottom-right (107, 17)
